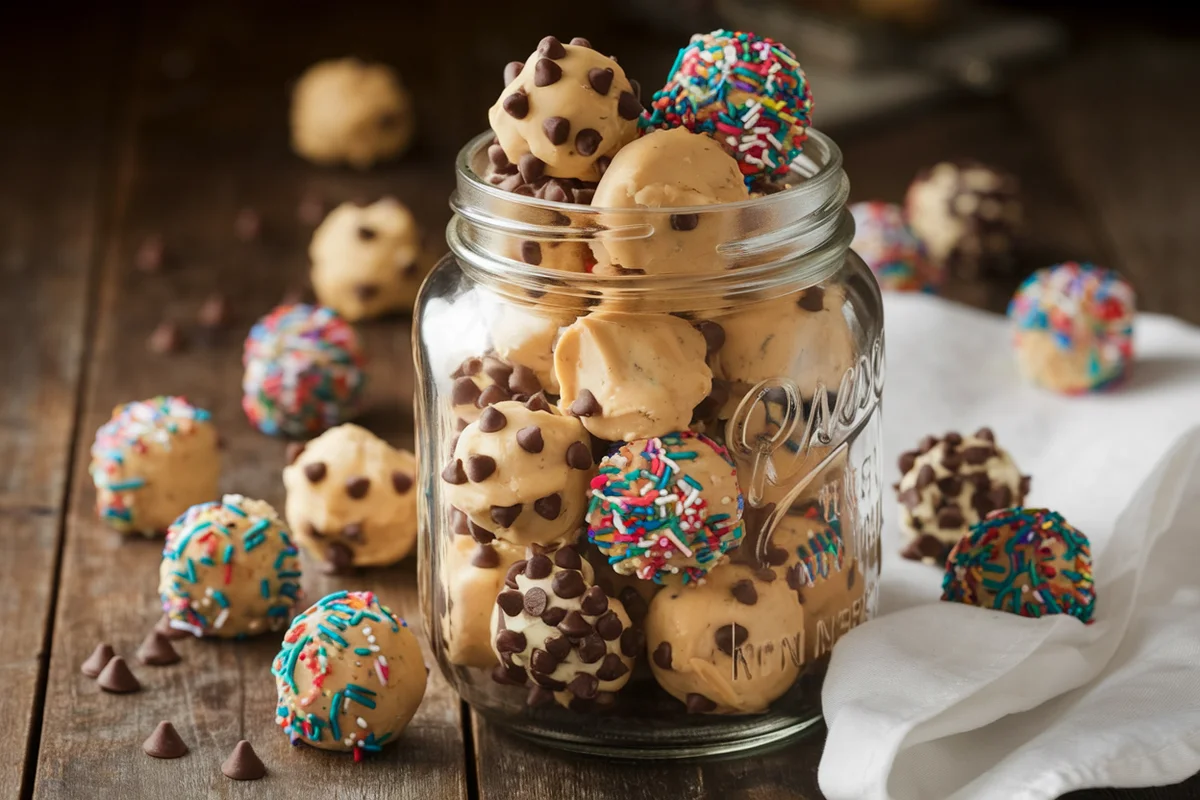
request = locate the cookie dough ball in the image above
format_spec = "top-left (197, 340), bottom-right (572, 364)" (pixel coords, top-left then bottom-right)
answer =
top-left (450, 353), bottom-right (546, 428)
top-left (762, 505), bottom-right (846, 592)
top-left (554, 312), bottom-right (713, 442)
top-left (489, 37), bottom-right (641, 183)
top-left (483, 137), bottom-right (600, 206)
top-left (487, 302), bottom-right (573, 395)
top-left (646, 563), bottom-right (804, 714)
top-left (441, 399), bottom-right (594, 547)
top-left (1008, 262), bottom-right (1136, 394)
top-left (491, 546), bottom-right (639, 711)
top-left (797, 557), bottom-right (866, 662)
top-left (905, 160), bottom-right (1022, 279)
top-left (159, 495), bottom-right (302, 638)
top-left (442, 535), bottom-right (526, 668)
top-left (896, 428), bottom-right (1031, 565)
top-left (587, 431), bottom-right (745, 585)
top-left (943, 508), bottom-right (1095, 624)
top-left (644, 30), bottom-right (813, 186)
top-left (310, 198), bottom-right (423, 321)
top-left (283, 424), bottom-right (418, 572)
top-left (242, 304), bottom-right (367, 438)
top-left (291, 58), bottom-right (414, 169)
top-left (589, 128), bottom-right (749, 276)
top-left (89, 396), bottom-right (219, 536)
top-left (273, 590), bottom-right (427, 753)
top-left (849, 201), bottom-right (943, 292)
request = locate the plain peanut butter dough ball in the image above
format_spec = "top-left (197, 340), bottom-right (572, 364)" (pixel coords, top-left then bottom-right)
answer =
top-left (489, 36), bottom-right (641, 182)
top-left (291, 58), bottom-right (414, 169)
top-left (310, 198), bottom-right (423, 321)
top-left (283, 423), bottom-right (418, 573)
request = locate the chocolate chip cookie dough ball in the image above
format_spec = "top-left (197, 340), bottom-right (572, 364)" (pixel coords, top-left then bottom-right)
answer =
top-left (589, 128), bottom-right (749, 276)
top-left (90, 396), bottom-right (220, 536)
top-left (159, 495), bottom-right (301, 638)
top-left (291, 58), bottom-right (414, 169)
top-left (762, 505), bottom-right (846, 592)
top-left (491, 546), bottom-right (639, 710)
top-left (587, 431), bottom-right (745, 585)
top-left (441, 399), bottom-right (593, 548)
top-left (646, 563), bottom-right (805, 714)
top-left (273, 591), bottom-right (427, 753)
top-left (441, 534), bottom-right (526, 668)
top-left (450, 353), bottom-right (545, 428)
top-left (310, 198), bottom-right (423, 321)
top-left (283, 424), bottom-right (417, 573)
top-left (896, 428), bottom-right (1031, 565)
top-left (905, 160), bottom-right (1022, 279)
top-left (488, 36), bottom-right (642, 182)
top-left (554, 312), bottom-right (712, 442)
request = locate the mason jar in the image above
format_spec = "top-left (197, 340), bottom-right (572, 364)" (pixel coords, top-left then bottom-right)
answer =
top-left (414, 128), bottom-right (884, 758)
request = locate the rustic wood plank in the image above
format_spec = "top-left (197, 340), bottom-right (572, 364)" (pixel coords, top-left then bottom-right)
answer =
top-left (0, 8), bottom-right (124, 797)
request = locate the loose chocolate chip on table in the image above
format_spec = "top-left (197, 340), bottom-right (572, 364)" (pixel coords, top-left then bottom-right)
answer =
top-left (303, 461), bottom-right (327, 483)
top-left (496, 629), bottom-right (527, 654)
top-left (341, 523), bottom-right (364, 542)
top-left (541, 606), bottom-right (567, 627)
top-left (568, 673), bottom-right (600, 699)
top-left (714, 623), bottom-right (749, 656)
top-left (596, 653), bottom-right (629, 681)
top-left (503, 60), bottom-right (524, 85)
top-left (554, 547), bottom-right (582, 570)
top-left (143, 721), bottom-right (189, 759)
top-left (502, 91), bottom-right (529, 119)
top-left (525, 553), bottom-right (553, 579)
top-left (594, 610), bottom-right (623, 640)
top-left (580, 585), bottom-right (608, 615)
top-left (538, 35), bottom-right (566, 59)
top-left (518, 153), bottom-right (545, 183)
top-left (569, 389), bottom-right (601, 417)
top-left (617, 91), bottom-right (642, 120)
top-left (466, 455), bottom-right (496, 482)
top-left (154, 615), bottom-right (188, 640)
top-left (569, 36), bottom-right (592, 48)
top-left (147, 321), bottom-right (184, 354)
top-left (490, 503), bottom-right (522, 528)
top-left (566, 440), bottom-right (593, 470)
top-left (898, 450), bottom-right (918, 474)
top-left (653, 642), bottom-right (673, 670)
top-left (587, 67), bottom-right (614, 95)
top-left (137, 631), bottom-right (181, 666)
top-left (81, 643), bottom-right (115, 678)
top-left (345, 476), bottom-right (370, 498)
top-left (392, 471), bottom-right (413, 494)
top-left (574, 128), bottom-right (602, 157)
top-left (730, 579), bottom-right (758, 606)
top-left (222, 740), bottom-right (266, 781)
top-left (97, 657), bottom-right (141, 694)
top-left (523, 587), bottom-right (549, 617)
top-left (544, 635), bottom-right (571, 661)
top-left (619, 628), bottom-right (644, 658)
top-left (533, 493), bottom-right (562, 520)
top-left (535, 58), bottom-right (562, 87)
top-left (686, 693), bottom-right (717, 714)
top-left (669, 213), bottom-right (699, 232)
top-left (557, 610), bottom-right (593, 638)
top-left (542, 116), bottom-right (570, 145)
top-left (497, 589), bottom-right (524, 616)
top-left (551, 569), bottom-right (585, 599)
top-left (135, 235), bottom-right (165, 272)
top-left (577, 633), bottom-right (607, 663)
top-left (323, 542), bottom-right (354, 574)
top-left (285, 441), bottom-right (306, 465)
top-left (516, 425), bottom-right (544, 453)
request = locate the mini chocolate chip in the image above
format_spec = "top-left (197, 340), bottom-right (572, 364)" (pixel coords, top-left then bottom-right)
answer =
top-left (945, 432), bottom-right (963, 446)
top-left (731, 579), bottom-right (758, 606)
top-left (566, 441), bottom-right (593, 470)
top-left (1019, 475), bottom-right (1032, 496)
top-left (552, 569), bottom-right (586, 599)
top-left (898, 487), bottom-right (922, 511)
top-left (472, 544), bottom-right (500, 568)
top-left (531, 648), bottom-right (560, 675)
top-left (468, 520), bottom-right (495, 544)
top-left (498, 590), bottom-right (524, 616)
top-left (569, 389), bottom-right (601, 417)
top-left (510, 425), bottom-right (545, 455)
top-left (587, 67), bottom-right (614, 95)
top-left (490, 503), bottom-right (522, 527)
top-left (504, 560), bottom-right (527, 589)
top-left (543, 116), bottom-right (570, 145)
top-left (464, 456), bottom-right (496, 483)
top-left (534, 58), bottom-right (562, 87)
top-left (975, 427), bottom-right (996, 442)
top-left (478, 384), bottom-right (510, 407)
top-left (915, 464), bottom-right (936, 489)
top-left (942, 452), bottom-right (963, 472)
top-left (541, 606), bottom-right (567, 626)
top-left (619, 628), bottom-right (644, 658)
top-left (502, 91), bottom-right (529, 119)
top-left (937, 506), bottom-right (965, 529)
top-left (568, 673), bottom-right (599, 699)
top-left (341, 523), bottom-right (363, 541)
top-left (518, 240), bottom-right (543, 266)
top-left (523, 587), bottom-right (548, 617)
top-left (570, 36), bottom-right (592, 48)
top-left (544, 635), bottom-right (571, 660)
top-left (452, 377), bottom-right (482, 406)
top-left (939, 476), bottom-right (963, 497)
top-left (537, 35), bottom-right (566, 59)
top-left (479, 406), bottom-right (508, 433)
top-left (962, 446), bottom-right (993, 465)
top-left (766, 545), bottom-right (790, 567)
top-left (577, 633), bottom-right (607, 663)
top-left (596, 653), bottom-right (628, 681)
top-left (391, 471), bottom-right (413, 494)
top-left (988, 484), bottom-right (1013, 509)
top-left (653, 642), bottom-right (673, 670)
top-left (580, 585), bottom-right (608, 616)
top-left (508, 365), bottom-right (541, 397)
top-left (714, 623), bottom-right (748, 656)
top-left (304, 461), bottom-right (327, 483)
top-left (670, 213), bottom-right (699, 232)
top-left (518, 153), bottom-right (545, 183)
top-left (554, 547), bottom-right (582, 570)
top-left (694, 320), bottom-right (725, 356)
top-left (594, 155), bottom-right (611, 177)
top-left (533, 493), bottom-right (562, 520)
top-left (796, 287), bottom-right (826, 311)
top-left (503, 60), bottom-right (524, 85)
top-left (901, 534), bottom-right (948, 563)
top-left (898, 450), bottom-right (919, 474)
top-left (574, 128), bottom-right (602, 157)
top-left (487, 144), bottom-right (512, 171)
top-left (557, 610), bottom-right (593, 638)
top-left (919, 435), bottom-right (938, 453)
top-left (686, 693), bottom-right (717, 714)
top-left (756, 568), bottom-right (777, 583)
top-left (453, 356), bottom-right (483, 378)
top-left (450, 508), bottom-right (470, 536)
top-left (594, 610), bottom-right (623, 641)
top-left (526, 392), bottom-right (553, 413)
top-left (525, 554), bottom-right (553, 579)
top-left (617, 91), bottom-right (642, 120)
top-left (345, 476), bottom-right (370, 499)
top-left (441, 459), bottom-right (467, 484)
top-left (496, 629), bottom-right (527, 654)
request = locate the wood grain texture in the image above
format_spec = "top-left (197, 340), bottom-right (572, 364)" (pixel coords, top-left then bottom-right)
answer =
top-left (0, 9), bottom-right (123, 797)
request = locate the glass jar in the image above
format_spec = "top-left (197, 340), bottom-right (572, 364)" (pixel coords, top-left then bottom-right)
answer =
top-left (415, 129), bottom-right (884, 758)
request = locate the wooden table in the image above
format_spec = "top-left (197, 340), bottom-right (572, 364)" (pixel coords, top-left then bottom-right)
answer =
top-left (4, 3), bottom-right (1198, 798)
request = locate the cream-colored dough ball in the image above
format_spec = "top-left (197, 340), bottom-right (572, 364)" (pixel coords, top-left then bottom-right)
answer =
top-left (441, 535), bottom-right (526, 669)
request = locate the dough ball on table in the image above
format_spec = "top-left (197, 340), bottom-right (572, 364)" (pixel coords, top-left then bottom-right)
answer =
top-left (586, 431), bottom-right (745, 586)
top-left (441, 534), bottom-right (526, 669)
top-left (310, 198), bottom-right (423, 321)
top-left (441, 399), bottom-right (594, 548)
top-left (89, 396), bottom-right (219, 536)
top-left (905, 160), bottom-right (1022, 279)
top-left (643, 30), bottom-right (814, 187)
top-left (849, 201), bottom-right (943, 293)
top-left (1008, 262), bottom-right (1135, 394)
top-left (488, 36), bottom-right (641, 182)
top-left (896, 428), bottom-right (1031, 565)
top-left (242, 304), bottom-right (367, 438)
top-left (273, 590), bottom-right (427, 755)
top-left (491, 545), bottom-right (639, 711)
top-left (449, 353), bottom-right (546, 428)
top-left (291, 58), bottom-right (414, 169)
top-left (283, 423), bottom-right (417, 573)
top-left (554, 312), bottom-right (713, 442)
top-left (589, 128), bottom-right (749, 276)
top-left (487, 302), bottom-right (573, 395)
top-left (942, 508), bottom-right (1095, 624)
top-left (645, 563), bottom-right (804, 714)
top-left (159, 494), bottom-right (302, 638)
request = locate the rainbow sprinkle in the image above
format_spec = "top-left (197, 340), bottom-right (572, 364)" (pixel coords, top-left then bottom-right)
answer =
top-left (941, 508), bottom-right (1095, 624)
top-left (1008, 262), bottom-right (1135, 393)
top-left (785, 503), bottom-right (845, 587)
top-left (242, 303), bottom-right (366, 438)
top-left (586, 431), bottom-right (745, 585)
top-left (641, 30), bottom-right (814, 186)
top-left (849, 201), bottom-right (943, 293)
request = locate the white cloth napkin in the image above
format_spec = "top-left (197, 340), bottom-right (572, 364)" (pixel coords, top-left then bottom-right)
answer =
top-left (819, 294), bottom-right (1200, 800)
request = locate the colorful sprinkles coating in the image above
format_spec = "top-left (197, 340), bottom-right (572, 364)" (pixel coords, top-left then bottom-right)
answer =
top-left (586, 431), bottom-right (745, 585)
top-left (1008, 262), bottom-right (1136, 392)
top-left (641, 30), bottom-right (814, 186)
top-left (849, 201), bottom-right (943, 293)
top-left (241, 303), bottom-right (366, 437)
top-left (941, 508), bottom-right (1096, 624)
top-left (785, 503), bottom-right (845, 587)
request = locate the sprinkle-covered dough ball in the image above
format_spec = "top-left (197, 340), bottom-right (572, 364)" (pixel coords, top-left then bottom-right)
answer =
top-left (283, 424), bottom-right (418, 572)
top-left (90, 396), bottom-right (219, 536)
top-left (646, 563), bottom-right (804, 714)
top-left (441, 399), bottom-right (594, 548)
top-left (441, 534), bottom-right (525, 668)
top-left (589, 128), bottom-right (749, 276)
top-left (450, 353), bottom-right (546, 428)
top-left (273, 591), bottom-right (427, 754)
top-left (905, 160), bottom-right (1022, 279)
top-left (1008, 262), bottom-right (1136, 394)
top-left (310, 198), bottom-right (423, 321)
top-left (159, 495), bottom-right (302, 638)
top-left (943, 508), bottom-right (1095, 623)
top-left (555, 312), bottom-right (713, 442)
top-left (242, 304), bottom-right (367, 438)
top-left (291, 58), bottom-right (414, 169)
top-left (587, 431), bottom-right (745, 585)
top-left (491, 546), bottom-right (639, 711)
top-left (849, 201), bottom-right (943, 292)
top-left (896, 428), bottom-right (1031, 565)
top-left (488, 36), bottom-right (641, 182)
top-left (762, 504), bottom-right (846, 592)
